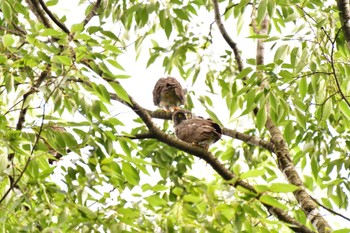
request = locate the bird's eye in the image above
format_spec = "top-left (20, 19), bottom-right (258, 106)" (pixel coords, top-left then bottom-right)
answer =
top-left (178, 113), bottom-right (183, 117)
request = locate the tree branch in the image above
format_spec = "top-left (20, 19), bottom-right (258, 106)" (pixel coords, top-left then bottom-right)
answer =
top-left (76, 57), bottom-right (314, 232)
top-left (37, 0), bottom-right (70, 34)
top-left (82, 0), bottom-right (102, 26)
top-left (8, 67), bottom-right (50, 161)
top-left (251, 8), bottom-right (332, 233)
top-left (25, 0), bottom-right (52, 28)
top-left (122, 92), bottom-right (315, 233)
top-left (212, 0), bottom-right (243, 72)
top-left (337, 0), bottom-right (350, 49)
top-left (310, 196), bottom-right (350, 223)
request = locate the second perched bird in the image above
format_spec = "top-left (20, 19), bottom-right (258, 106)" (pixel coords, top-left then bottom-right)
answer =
top-left (153, 77), bottom-right (185, 111)
top-left (172, 110), bottom-right (222, 149)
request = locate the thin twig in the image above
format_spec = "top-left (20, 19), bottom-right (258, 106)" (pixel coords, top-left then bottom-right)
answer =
top-left (310, 195), bottom-right (350, 222)
top-left (212, 0), bottom-right (244, 72)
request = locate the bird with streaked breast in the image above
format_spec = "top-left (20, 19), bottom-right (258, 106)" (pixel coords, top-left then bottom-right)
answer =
top-left (172, 109), bottom-right (222, 149)
top-left (152, 77), bottom-right (186, 112)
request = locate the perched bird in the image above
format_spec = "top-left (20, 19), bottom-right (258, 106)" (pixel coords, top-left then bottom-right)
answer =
top-left (152, 77), bottom-right (186, 111)
top-left (172, 110), bottom-right (222, 149)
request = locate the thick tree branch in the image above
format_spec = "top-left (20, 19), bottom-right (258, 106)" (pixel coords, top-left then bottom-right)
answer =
top-left (37, 0), bottom-right (70, 34)
top-left (252, 9), bottom-right (332, 233)
top-left (146, 110), bottom-right (275, 151)
top-left (25, 0), bottom-right (52, 28)
top-left (76, 57), bottom-right (314, 232)
top-left (212, 0), bottom-right (243, 72)
top-left (337, 0), bottom-right (350, 49)
top-left (120, 92), bottom-right (315, 233)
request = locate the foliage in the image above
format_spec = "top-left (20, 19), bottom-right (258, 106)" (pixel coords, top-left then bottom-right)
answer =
top-left (0, 0), bottom-right (349, 232)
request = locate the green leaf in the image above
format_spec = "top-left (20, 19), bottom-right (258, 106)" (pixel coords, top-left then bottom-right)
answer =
top-left (104, 44), bottom-right (122, 54)
top-left (46, 0), bottom-right (58, 6)
top-left (254, 185), bottom-right (269, 193)
top-left (299, 77), bottom-right (307, 99)
top-left (71, 23), bottom-right (84, 33)
top-left (109, 82), bottom-right (131, 105)
top-left (107, 59), bottom-right (125, 71)
top-left (274, 44), bottom-right (289, 62)
top-left (101, 30), bottom-right (119, 40)
top-left (173, 8), bottom-right (189, 21)
top-left (256, 104), bottom-right (267, 131)
top-left (183, 194), bottom-right (201, 203)
top-left (77, 205), bottom-right (97, 219)
top-left (339, 100), bottom-right (350, 120)
top-left (236, 67), bottom-right (253, 79)
top-left (1, 1), bottom-right (12, 23)
top-left (57, 207), bottom-right (69, 226)
top-left (41, 28), bottom-right (65, 37)
top-left (269, 183), bottom-right (299, 193)
top-left (333, 229), bottom-right (350, 233)
top-left (284, 121), bottom-right (294, 144)
top-left (267, 0), bottom-right (276, 17)
top-left (52, 55), bottom-right (72, 66)
top-left (259, 195), bottom-right (287, 210)
top-left (322, 99), bottom-right (332, 121)
top-left (2, 34), bottom-right (14, 47)
top-left (145, 194), bottom-right (167, 207)
top-left (257, 0), bottom-right (267, 24)
top-left (0, 54), bottom-right (7, 64)
top-left (240, 169), bottom-right (265, 179)
top-left (165, 18), bottom-right (172, 38)
top-left (172, 187), bottom-right (183, 196)
top-left (122, 162), bottom-right (140, 186)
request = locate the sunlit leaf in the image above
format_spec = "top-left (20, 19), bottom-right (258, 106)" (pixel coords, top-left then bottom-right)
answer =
top-left (259, 195), bottom-right (287, 210)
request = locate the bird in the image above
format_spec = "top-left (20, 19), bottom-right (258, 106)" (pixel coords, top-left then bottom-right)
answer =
top-left (152, 77), bottom-right (186, 111)
top-left (172, 110), bottom-right (222, 149)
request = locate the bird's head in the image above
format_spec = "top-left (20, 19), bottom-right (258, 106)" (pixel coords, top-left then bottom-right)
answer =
top-left (172, 110), bottom-right (192, 125)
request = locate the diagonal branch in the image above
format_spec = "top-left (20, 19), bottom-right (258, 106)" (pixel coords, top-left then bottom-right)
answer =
top-left (118, 90), bottom-right (315, 233)
top-left (37, 0), bottom-right (70, 34)
top-left (82, 0), bottom-right (102, 26)
top-left (76, 60), bottom-right (314, 232)
top-left (25, 0), bottom-right (52, 28)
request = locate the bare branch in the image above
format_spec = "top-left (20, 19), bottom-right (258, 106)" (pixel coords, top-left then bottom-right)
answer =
top-left (212, 0), bottom-right (244, 72)
top-left (37, 0), bottom-right (70, 34)
top-left (0, 26), bottom-right (26, 37)
top-left (310, 196), bottom-right (350, 223)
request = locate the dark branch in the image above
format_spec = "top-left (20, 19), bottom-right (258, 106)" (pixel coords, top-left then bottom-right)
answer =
top-left (124, 94), bottom-right (315, 233)
top-left (8, 68), bottom-right (49, 161)
top-left (26, 0), bottom-right (52, 28)
top-left (310, 196), bottom-right (350, 222)
top-left (37, 0), bottom-right (70, 34)
top-left (212, 0), bottom-right (244, 72)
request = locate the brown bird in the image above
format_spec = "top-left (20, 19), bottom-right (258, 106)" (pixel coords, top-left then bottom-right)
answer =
top-left (172, 110), bottom-right (222, 149)
top-left (152, 77), bottom-right (185, 111)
